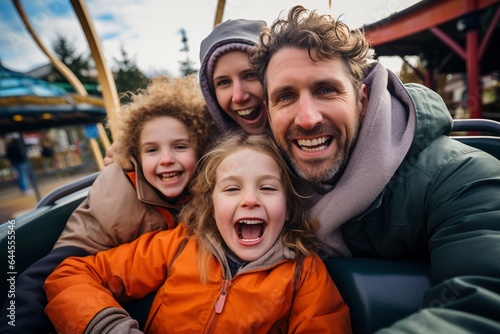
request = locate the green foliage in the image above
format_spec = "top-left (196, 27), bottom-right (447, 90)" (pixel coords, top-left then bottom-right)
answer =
top-left (178, 28), bottom-right (198, 76)
top-left (112, 46), bottom-right (149, 104)
top-left (51, 34), bottom-right (97, 89)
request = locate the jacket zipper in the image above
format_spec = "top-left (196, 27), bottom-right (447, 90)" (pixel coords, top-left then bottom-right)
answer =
top-left (215, 279), bottom-right (231, 313)
top-left (203, 259), bottom-right (290, 333)
top-left (204, 279), bottom-right (231, 333)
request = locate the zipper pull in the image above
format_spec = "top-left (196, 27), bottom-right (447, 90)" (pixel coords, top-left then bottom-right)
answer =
top-left (215, 280), bottom-right (230, 314)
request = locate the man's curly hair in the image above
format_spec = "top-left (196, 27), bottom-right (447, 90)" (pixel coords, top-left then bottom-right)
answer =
top-left (249, 5), bottom-right (373, 104)
top-left (112, 75), bottom-right (215, 167)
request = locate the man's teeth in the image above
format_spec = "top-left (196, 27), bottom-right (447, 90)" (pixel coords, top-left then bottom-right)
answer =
top-left (236, 108), bottom-right (255, 116)
top-left (159, 172), bottom-right (180, 181)
top-left (297, 136), bottom-right (329, 152)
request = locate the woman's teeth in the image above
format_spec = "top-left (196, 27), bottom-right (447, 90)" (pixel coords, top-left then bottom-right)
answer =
top-left (236, 107), bottom-right (254, 116)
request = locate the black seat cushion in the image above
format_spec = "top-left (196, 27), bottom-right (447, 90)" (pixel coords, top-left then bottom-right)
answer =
top-left (324, 257), bottom-right (432, 334)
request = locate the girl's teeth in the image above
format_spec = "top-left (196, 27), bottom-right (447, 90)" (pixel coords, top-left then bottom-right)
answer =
top-left (159, 172), bottom-right (179, 181)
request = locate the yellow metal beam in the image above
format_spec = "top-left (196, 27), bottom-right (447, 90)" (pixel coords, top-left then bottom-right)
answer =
top-left (214, 0), bottom-right (226, 27)
top-left (12, 0), bottom-right (88, 96)
top-left (70, 0), bottom-right (121, 140)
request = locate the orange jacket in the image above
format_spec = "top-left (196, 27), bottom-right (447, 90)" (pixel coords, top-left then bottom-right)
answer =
top-left (45, 224), bottom-right (351, 333)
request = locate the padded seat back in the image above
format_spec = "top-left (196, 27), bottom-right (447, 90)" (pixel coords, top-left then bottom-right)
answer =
top-left (325, 258), bottom-right (431, 334)
top-left (0, 189), bottom-right (88, 299)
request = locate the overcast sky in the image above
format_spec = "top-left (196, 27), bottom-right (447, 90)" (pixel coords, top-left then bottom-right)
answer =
top-left (0, 0), bottom-right (421, 77)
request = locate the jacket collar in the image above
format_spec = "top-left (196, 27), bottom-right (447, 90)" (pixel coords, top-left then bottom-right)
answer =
top-left (205, 231), bottom-right (295, 279)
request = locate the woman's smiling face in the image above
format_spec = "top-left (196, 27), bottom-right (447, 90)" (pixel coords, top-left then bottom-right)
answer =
top-left (213, 50), bottom-right (269, 135)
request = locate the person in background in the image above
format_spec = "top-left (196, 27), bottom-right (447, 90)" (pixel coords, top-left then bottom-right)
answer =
top-left (5, 134), bottom-right (32, 196)
top-left (249, 5), bottom-right (500, 333)
top-left (40, 132), bottom-right (58, 173)
top-left (45, 131), bottom-right (351, 333)
top-left (0, 75), bottom-right (215, 333)
top-left (199, 18), bottom-right (269, 135)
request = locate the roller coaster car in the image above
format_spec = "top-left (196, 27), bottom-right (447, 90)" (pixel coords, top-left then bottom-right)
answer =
top-left (1, 119), bottom-right (500, 333)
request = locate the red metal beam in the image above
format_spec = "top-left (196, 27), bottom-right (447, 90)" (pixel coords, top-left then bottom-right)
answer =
top-left (365, 0), bottom-right (499, 46)
top-left (466, 0), bottom-right (483, 119)
top-left (467, 30), bottom-right (482, 119)
top-left (429, 27), bottom-right (466, 60)
top-left (479, 5), bottom-right (500, 58)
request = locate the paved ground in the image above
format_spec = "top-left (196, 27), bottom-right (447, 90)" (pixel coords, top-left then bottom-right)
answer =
top-left (0, 169), bottom-right (98, 224)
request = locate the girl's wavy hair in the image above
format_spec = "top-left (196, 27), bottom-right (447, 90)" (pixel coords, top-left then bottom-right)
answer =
top-left (180, 130), bottom-right (318, 281)
top-left (112, 75), bottom-right (215, 167)
top-left (249, 5), bottom-right (373, 103)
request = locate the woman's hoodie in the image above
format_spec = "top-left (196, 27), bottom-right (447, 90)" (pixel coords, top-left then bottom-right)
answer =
top-left (199, 19), bottom-right (266, 134)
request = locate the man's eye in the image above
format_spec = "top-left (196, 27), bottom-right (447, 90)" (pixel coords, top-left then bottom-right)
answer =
top-left (277, 93), bottom-right (293, 102)
top-left (318, 87), bottom-right (336, 95)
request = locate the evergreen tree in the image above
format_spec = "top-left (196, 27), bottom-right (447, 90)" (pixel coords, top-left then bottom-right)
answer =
top-left (178, 28), bottom-right (198, 76)
top-left (51, 34), bottom-right (95, 87)
top-left (113, 46), bottom-right (149, 103)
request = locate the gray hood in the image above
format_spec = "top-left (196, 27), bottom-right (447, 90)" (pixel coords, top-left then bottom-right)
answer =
top-left (199, 19), bottom-right (266, 134)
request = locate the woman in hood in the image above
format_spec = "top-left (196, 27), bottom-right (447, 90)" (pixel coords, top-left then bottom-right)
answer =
top-left (103, 20), bottom-right (268, 166)
top-left (199, 19), bottom-right (269, 135)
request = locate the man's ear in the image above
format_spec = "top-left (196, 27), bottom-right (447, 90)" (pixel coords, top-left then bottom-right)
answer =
top-left (358, 83), bottom-right (368, 122)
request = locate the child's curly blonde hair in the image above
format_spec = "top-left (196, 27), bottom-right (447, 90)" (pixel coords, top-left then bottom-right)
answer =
top-left (112, 75), bottom-right (215, 167)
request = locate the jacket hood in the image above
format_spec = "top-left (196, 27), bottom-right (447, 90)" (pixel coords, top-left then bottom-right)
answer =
top-left (199, 19), bottom-right (266, 134)
top-left (405, 83), bottom-right (453, 152)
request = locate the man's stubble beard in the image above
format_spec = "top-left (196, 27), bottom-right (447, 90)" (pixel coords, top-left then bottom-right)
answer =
top-left (281, 122), bottom-right (361, 185)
